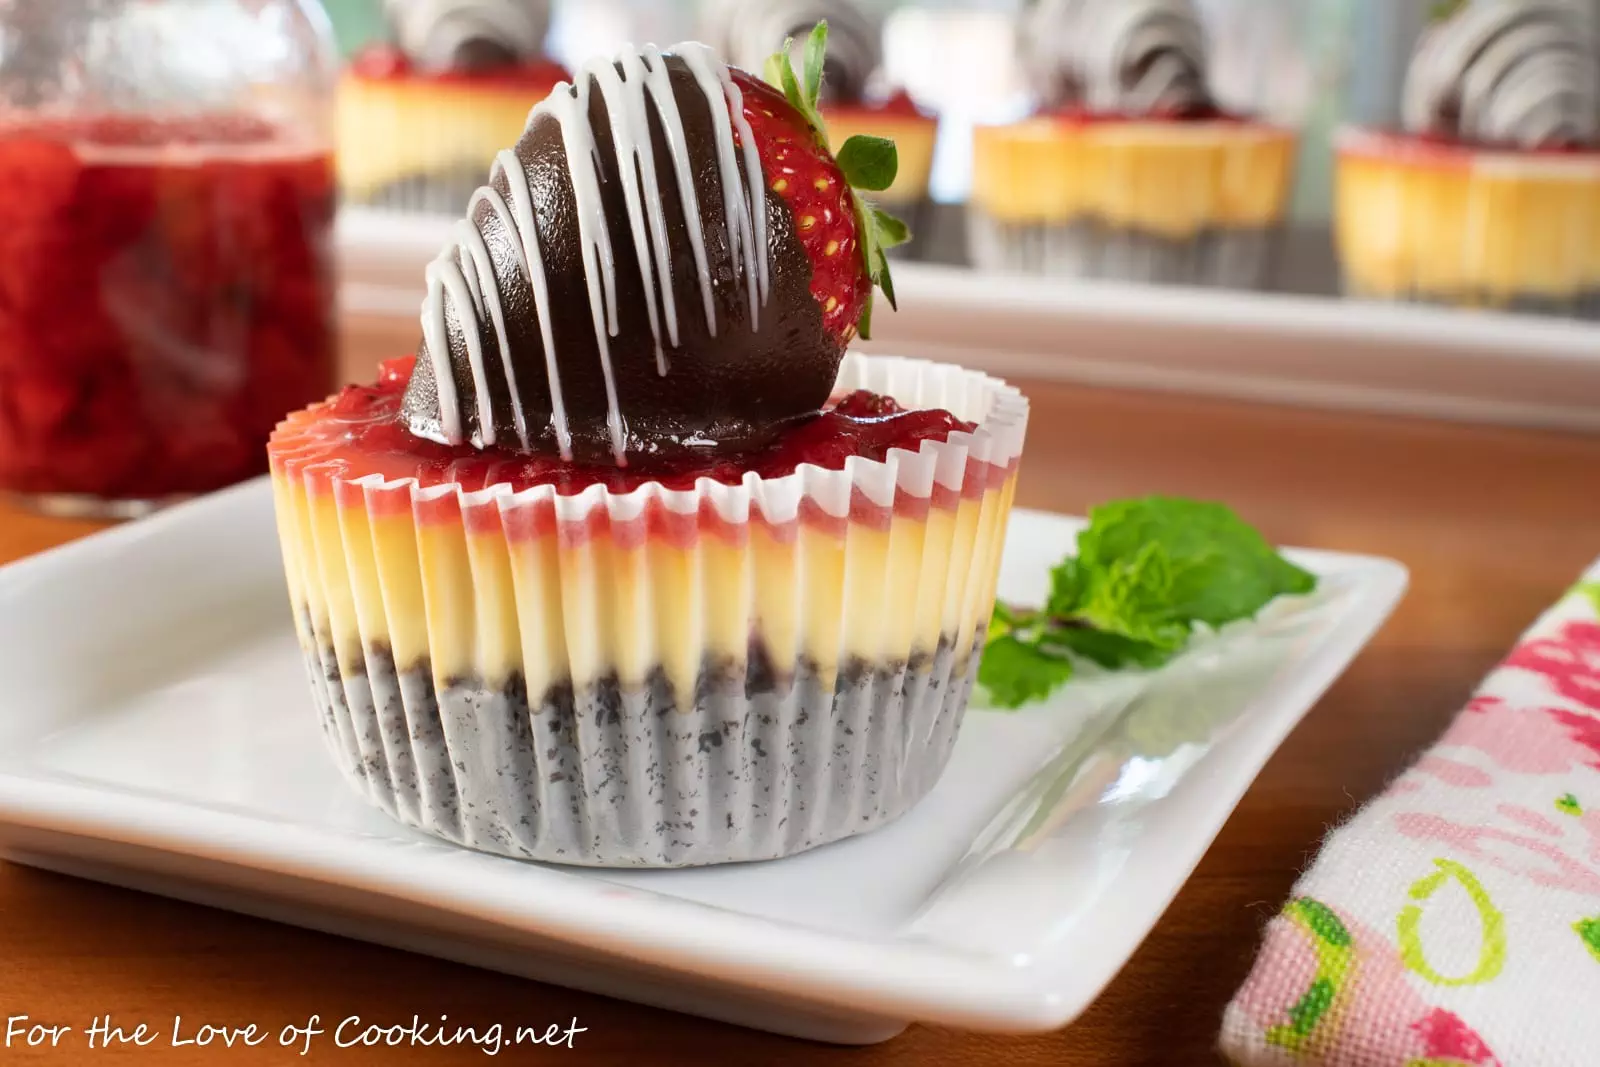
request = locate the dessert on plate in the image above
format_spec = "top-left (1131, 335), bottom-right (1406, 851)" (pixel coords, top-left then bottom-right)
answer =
top-left (337, 0), bottom-right (568, 214)
top-left (1335, 0), bottom-right (1600, 317)
top-left (269, 29), bottom-right (1029, 867)
top-left (969, 0), bottom-right (1296, 286)
top-left (705, 0), bottom-right (939, 222)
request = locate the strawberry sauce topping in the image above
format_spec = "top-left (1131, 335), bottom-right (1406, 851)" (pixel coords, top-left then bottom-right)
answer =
top-left (1340, 126), bottom-right (1600, 162)
top-left (283, 358), bottom-right (973, 497)
top-left (826, 90), bottom-right (929, 120)
top-left (1042, 103), bottom-right (1250, 124)
top-left (347, 43), bottom-right (569, 89)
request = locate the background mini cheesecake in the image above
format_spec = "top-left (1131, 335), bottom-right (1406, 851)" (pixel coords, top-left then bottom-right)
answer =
top-left (1334, 0), bottom-right (1600, 319)
top-left (968, 0), bottom-right (1296, 287)
top-left (337, 0), bottom-right (567, 214)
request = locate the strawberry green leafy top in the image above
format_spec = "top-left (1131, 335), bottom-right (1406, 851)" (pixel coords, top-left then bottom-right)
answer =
top-left (763, 21), bottom-right (909, 339)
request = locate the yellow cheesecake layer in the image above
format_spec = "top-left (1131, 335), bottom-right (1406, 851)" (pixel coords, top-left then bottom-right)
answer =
top-left (824, 108), bottom-right (938, 206)
top-left (971, 118), bottom-right (1295, 236)
top-left (274, 471), bottom-right (1017, 702)
top-left (1335, 145), bottom-right (1600, 304)
top-left (336, 74), bottom-right (560, 198)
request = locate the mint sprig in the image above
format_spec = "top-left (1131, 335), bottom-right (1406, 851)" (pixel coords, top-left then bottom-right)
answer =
top-left (978, 497), bottom-right (1318, 709)
top-left (765, 21), bottom-right (909, 341)
top-left (981, 631), bottom-right (1077, 709)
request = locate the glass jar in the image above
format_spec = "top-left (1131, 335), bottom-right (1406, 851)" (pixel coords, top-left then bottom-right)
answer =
top-left (0, 0), bottom-right (339, 518)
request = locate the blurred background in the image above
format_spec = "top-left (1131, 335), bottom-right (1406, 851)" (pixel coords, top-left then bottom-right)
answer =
top-left (324, 0), bottom-right (1598, 293)
top-left (2, 0), bottom-right (1598, 518)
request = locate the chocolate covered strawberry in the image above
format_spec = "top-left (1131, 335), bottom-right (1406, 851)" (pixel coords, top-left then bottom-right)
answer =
top-left (398, 25), bottom-right (908, 464)
top-left (733, 22), bottom-right (907, 343)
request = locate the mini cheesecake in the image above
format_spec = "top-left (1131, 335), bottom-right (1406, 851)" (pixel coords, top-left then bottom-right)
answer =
top-left (969, 0), bottom-right (1295, 286)
top-left (270, 355), bottom-right (1022, 866)
top-left (970, 111), bottom-right (1295, 285)
top-left (338, 1), bottom-right (566, 213)
top-left (1334, 2), bottom-right (1600, 318)
top-left (271, 35), bottom-right (1027, 867)
top-left (337, 46), bottom-right (567, 214)
top-left (1337, 131), bottom-right (1600, 315)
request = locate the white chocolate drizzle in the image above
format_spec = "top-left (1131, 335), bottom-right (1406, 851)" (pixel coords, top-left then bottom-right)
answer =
top-left (416, 42), bottom-right (771, 463)
top-left (387, 0), bottom-right (552, 73)
top-left (706, 0), bottom-right (884, 103)
top-left (1020, 0), bottom-right (1211, 114)
top-left (1403, 0), bottom-right (1600, 149)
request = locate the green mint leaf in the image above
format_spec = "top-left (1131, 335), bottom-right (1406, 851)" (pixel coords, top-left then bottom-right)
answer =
top-left (857, 290), bottom-right (874, 340)
top-left (1046, 557), bottom-right (1088, 616)
top-left (991, 601), bottom-right (1026, 628)
top-left (1072, 540), bottom-right (1192, 651)
top-left (978, 635), bottom-right (1075, 710)
top-left (872, 206), bottom-right (910, 248)
top-left (988, 601), bottom-right (1041, 640)
top-left (836, 135), bottom-right (899, 192)
top-left (803, 20), bottom-right (828, 112)
top-left (1428, 0), bottom-right (1467, 23)
top-left (1075, 497), bottom-right (1315, 630)
top-left (1040, 626), bottom-right (1174, 671)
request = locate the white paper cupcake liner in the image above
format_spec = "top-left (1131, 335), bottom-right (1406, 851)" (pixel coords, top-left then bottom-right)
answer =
top-left (270, 353), bottom-right (1027, 867)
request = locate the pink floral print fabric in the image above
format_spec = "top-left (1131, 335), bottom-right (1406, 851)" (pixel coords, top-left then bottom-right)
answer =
top-left (1221, 576), bottom-right (1600, 1066)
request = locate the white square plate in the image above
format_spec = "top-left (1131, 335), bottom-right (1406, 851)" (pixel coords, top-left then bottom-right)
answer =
top-left (0, 481), bottom-right (1405, 1044)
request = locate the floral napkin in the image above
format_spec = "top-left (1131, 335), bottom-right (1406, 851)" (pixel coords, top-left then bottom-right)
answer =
top-left (1221, 568), bottom-right (1600, 1066)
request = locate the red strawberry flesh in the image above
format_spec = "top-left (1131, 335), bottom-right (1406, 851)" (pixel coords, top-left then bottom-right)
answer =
top-left (730, 69), bottom-right (871, 346)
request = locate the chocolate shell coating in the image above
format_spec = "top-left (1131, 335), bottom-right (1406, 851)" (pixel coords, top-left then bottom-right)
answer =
top-left (402, 51), bottom-right (840, 464)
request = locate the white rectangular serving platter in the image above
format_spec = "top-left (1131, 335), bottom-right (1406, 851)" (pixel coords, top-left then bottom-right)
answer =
top-left (0, 479), bottom-right (1405, 1044)
top-left (339, 205), bottom-right (1600, 435)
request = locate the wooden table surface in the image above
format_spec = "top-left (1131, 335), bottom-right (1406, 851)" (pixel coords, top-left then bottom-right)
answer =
top-left (4, 323), bottom-right (1600, 1066)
